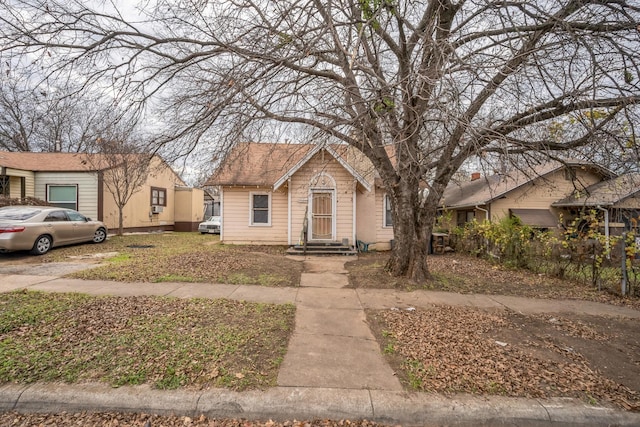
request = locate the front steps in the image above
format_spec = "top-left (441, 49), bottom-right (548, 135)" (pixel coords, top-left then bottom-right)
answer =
top-left (286, 241), bottom-right (357, 256)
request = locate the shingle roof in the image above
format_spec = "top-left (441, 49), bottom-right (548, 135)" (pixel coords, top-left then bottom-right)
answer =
top-left (0, 151), bottom-right (109, 172)
top-left (552, 173), bottom-right (640, 207)
top-left (206, 142), bottom-right (376, 188)
top-left (441, 161), bottom-right (613, 209)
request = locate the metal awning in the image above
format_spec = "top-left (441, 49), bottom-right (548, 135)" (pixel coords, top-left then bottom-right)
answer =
top-left (509, 209), bottom-right (559, 228)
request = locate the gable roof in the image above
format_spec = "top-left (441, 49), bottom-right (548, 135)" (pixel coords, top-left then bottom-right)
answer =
top-left (273, 144), bottom-right (371, 191)
top-left (552, 173), bottom-right (640, 207)
top-left (441, 161), bottom-right (613, 209)
top-left (207, 142), bottom-right (372, 190)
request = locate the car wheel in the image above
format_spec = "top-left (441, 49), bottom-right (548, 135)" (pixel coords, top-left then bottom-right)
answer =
top-left (31, 235), bottom-right (52, 255)
top-left (93, 228), bottom-right (107, 243)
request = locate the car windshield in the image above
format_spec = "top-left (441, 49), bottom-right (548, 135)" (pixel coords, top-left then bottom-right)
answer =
top-left (0, 207), bottom-right (42, 221)
top-left (208, 216), bottom-right (221, 224)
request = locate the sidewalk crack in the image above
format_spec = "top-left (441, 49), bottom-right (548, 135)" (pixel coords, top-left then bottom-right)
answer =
top-left (367, 389), bottom-right (375, 419)
top-left (537, 399), bottom-right (553, 423)
top-left (12, 384), bottom-right (30, 411)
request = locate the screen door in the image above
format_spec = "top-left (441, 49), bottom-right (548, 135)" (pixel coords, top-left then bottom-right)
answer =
top-left (311, 191), bottom-right (333, 240)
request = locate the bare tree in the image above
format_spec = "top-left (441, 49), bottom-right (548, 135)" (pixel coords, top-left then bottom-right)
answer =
top-left (0, 72), bottom-right (124, 153)
top-left (0, 72), bottom-right (39, 151)
top-left (85, 134), bottom-right (153, 236)
top-left (2, 0), bottom-right (638, 281)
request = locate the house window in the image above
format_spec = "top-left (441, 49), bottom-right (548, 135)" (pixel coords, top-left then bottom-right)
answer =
top-left (47, 185), bottom-right (78, 210)
top-left (250, 192), bottom-right (271, 225)
top-left (151, 187), bottom-right (167, 206)
top-left (457, 210), bottom-right (475, 227)
top-left (384, 194), bottom-right (393, 227)
top-left (0, 176), bottom-right (9, 196)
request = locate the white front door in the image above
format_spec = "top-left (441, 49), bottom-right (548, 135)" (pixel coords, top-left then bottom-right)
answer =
top-left (311, 191), bottom-right (334, 240)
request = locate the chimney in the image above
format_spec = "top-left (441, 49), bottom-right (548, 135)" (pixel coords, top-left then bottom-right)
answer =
top-left (471, 172), bottom-right (481, 181)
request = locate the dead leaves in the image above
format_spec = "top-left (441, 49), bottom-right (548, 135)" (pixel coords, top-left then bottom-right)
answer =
top-left (371, 306), bottom-right (640, 410)
top-left (0, 413), bottom-right (393, 427)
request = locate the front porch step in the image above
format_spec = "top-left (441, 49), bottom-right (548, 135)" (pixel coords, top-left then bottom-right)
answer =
top-left (287, 242), bottom-right (357, 256)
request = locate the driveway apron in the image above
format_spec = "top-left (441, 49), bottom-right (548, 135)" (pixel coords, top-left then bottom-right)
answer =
top-left (277, 256), bottom-right (402, 390)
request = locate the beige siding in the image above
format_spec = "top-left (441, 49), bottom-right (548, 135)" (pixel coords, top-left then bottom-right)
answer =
top-left (101, 157), bottom-right (184, 230)
top-left (174, 187), bottom-right (205, 222)
top-left (34, 172), bottom-right (99, 219)
top-left (356, 188), bottom-right (376, 243)
top-left (5, 168), bottom-right (35, 197)
top-left (489, 168), bottom-right (603, 221)
top-left (221, 186), bottom-right (288, 244)
top-left (289, 151), bottom-right (356, 245)
top-left (375, 190), bottom-right (394, 250)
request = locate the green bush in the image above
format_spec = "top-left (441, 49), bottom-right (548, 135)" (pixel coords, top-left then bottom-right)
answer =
top-left (452, 211), bottom-right (639, 297)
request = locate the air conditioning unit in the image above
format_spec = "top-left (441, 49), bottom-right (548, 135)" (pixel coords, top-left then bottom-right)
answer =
top-left (151, 205), bottom-right (164, 214)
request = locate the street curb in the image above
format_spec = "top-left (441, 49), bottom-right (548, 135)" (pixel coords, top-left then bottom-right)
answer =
top-left (1, 383), bottom-right (639, 426)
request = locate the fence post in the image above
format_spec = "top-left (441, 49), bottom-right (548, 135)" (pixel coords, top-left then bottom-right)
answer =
top-left (621, 232), bottom-right (627, 296)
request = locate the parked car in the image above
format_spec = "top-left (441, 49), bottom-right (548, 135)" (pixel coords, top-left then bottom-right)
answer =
top-left (0, 206), bottom-right (108, 255)
top-left (198, 216), bottom-right (221, 234)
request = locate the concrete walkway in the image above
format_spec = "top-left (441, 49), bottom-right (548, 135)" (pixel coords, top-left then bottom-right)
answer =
top-left (278, 257), bottom-right (402, 390)
top-left (1, 257), bottom-right (640, 426)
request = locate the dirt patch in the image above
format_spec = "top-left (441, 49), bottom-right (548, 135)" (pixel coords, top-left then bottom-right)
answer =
top-left (368, 306), bottom-right (640, 411)
top-left (347, 252), bottom-right (640, 309)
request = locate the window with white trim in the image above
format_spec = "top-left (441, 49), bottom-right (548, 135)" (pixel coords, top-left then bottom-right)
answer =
top-left (250, 192), bottom-right (271, 225)
top-left (47, 184), bottom-right (78, 210)
top-left (384, 194), bottom-right (393, 227)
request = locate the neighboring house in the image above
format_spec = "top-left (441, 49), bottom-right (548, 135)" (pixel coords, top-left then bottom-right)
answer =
top-left (552, 173), bottom-right (640, 236)
top-left (206, 142), bottom-right (395, 249)
top-left (0, 151), bottom-right (204, 233)
top-left (440, 162), bottom-right (615, 231)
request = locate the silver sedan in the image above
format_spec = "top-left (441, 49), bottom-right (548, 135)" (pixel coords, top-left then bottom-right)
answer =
top-left (0, 206), bottom-right (108, 255)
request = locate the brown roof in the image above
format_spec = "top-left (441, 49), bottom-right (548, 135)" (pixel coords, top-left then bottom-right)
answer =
top-left (207, 142), bottom-right (376, 187)
top-left (0, 151), bottom-right (110, 172)
top-left (441, 161), bottom-right (613, 209)
top-left (552, 173), bottom-right (640, 207)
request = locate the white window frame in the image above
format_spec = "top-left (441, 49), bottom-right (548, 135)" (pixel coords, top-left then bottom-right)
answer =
top-left (46, 184), bottom-right (78, 210)
top-left (249, 191), bottom-right (271, 226)
top-left (383, 194), bottom-right (393, 228)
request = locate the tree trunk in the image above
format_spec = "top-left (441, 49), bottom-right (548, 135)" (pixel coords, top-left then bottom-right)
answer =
top-left (384, 159), bottom-right (452, 284)
top-left (385, 179), bottom-right (434, 283)
top-left (117, 206), bottom-right (124, 236)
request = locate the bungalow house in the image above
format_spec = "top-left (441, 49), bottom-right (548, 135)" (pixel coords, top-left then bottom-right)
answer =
top-left (552, 173), bottom-right (640, 236)
top-left (439, 161), bottom-right (615, 231)
top-left (205, 142), bottom-right (395, 250)
top-left (0, 151), bottom-right (204, 233)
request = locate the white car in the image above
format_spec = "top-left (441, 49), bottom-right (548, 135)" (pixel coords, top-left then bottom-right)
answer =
top-left (198, 216), bottom-right (221, 234)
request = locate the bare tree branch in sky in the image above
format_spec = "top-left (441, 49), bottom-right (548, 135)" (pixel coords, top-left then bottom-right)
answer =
top-left (1, 0), bottom-right (638, 280)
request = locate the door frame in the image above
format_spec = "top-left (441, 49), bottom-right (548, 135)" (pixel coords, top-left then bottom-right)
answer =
top-left (307, 172), bottom-right (337, 242)
top-left (309, 189), bottom-right (336, 241)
